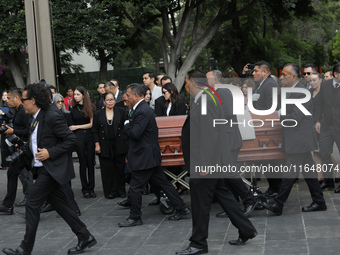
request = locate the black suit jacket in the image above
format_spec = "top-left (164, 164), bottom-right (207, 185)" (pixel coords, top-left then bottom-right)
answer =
top-left (32, 108), bottom-right (77, 184)
top-left (154, 96), bottom-right (166, 116)
top-left (253, 76), bottom-right (280, 110)
top-left (116, 90), bottom-right (123, 103)
top-left (217, 88), bottom-right (242, 151)
top-left (183, 90), bottom-right (232, 178)
top-left (155, 95), bottom-right (186, 116)
top-left (124, 100), bottom-right (161, 171)
top-left (92, 107), bottom-right (128, 157)
top-left (315, 78), bottom-right (340, 131)
top-left (280, 82), bottom-right (317, 154)
top-left (95, 94), bottom-right (105, 111)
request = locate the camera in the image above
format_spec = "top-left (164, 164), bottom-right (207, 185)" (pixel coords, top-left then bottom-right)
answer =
top-left (6, 144), bottom-right (27, 163)
top-left (247, 64), bottom-right (255, 70)
top-left (0, 119), bottom-right (13, 133)
top-left (5, 134), bottom-right (22, 147)
top-left (5, 134), bottom-right (27, 163)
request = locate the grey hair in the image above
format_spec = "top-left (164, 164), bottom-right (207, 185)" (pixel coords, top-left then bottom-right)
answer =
top-left (52, 93), bottom-right (69, 113)
top-left (212, 70), bottom-right (223, 83)
top-left (127, 83), bottom-right (145, 97)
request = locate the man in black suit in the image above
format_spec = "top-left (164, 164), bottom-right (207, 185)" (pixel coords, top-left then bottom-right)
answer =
top-left (118, 84), bottom-right (190, 227)
top-left (315, 63), bottom-right (340, 192)
top-left (2, 84), bottom-right (96, 255)
top-left (263, 63), bottom-right (326, 216)
top-left (110, 79), bottom-right (123, 102)
top-left (242, 61), bottom-right (282, 197)
top-left (176, 70), bottom-right (257, 255)
top-left (206, 70), bottom-right (259, 218)
top-left (0, 88), bottom-right (32, 215)
top-left (95, 82), bottom-right (106, 111)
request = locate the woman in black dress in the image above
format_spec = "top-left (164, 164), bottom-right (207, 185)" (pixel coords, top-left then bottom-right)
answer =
top-left (92, 92), bottom-right (128, 199)
top-left (161, 83), bottom-right (186, 116)
top-left (70, 86), bottom-right (96, 198)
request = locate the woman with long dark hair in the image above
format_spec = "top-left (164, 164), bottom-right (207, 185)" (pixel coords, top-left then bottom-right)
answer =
top-left (70, 86), bottom-right (96, 198)
top-left (92, 92), bottom-right (128, 199)
top-left (161, 83), bottom-right (186, 116)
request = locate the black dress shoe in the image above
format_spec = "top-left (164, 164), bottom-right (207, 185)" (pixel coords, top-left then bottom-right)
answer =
top-left (243, 199), bottom-right (260, 217)
top-left (176, 246), bottom-right (208, 255)
top-left (168, 208), bottom-right (190, 220)
top-left (2, 247), bottom-right (30, 255)
top-left (90, 192), bottom-right (96, 198)
top-left (216, 211), bottom-right (228, 218)
top-left (41, 203), bottom-right (54, 213)
top-left (117, 199), bottom-right (131, 207)
top-left (335, 185), bottom-right (340, 193)
top-left (262, 201), bottom-right (282, 216)
top-left (106, 194), bottom-right (117, 199)
top-left (83, 193), bottom-right (90, 198)
top-left (15, 198), bottom-right (27, 207)
top-left (67, 235), bottom-right (97, 254)
top-left (320, 179), bottom-right (334, 189)
top-left (229, 232), bottom-right (258, 246)
top-left (148, 197), bottom-right (160, 205)
top-left (302, 202), bottom-right (327, 212)
top-left (264, 189), bottom-right (278, 198)
top-left (118, 218), bottom-right (143, 227)
top-left (0, 205), bottom-right (13, 215)
top-left (119, 194), bottom-right (126, 198)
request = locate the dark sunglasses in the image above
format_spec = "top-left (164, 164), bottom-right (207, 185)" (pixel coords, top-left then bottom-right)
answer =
top-left (162, 91), bottom-right (168, 94)
top-left (303, 72), bottom-right (311, 76)
top-left (21, 97), bottom-right (31, 102)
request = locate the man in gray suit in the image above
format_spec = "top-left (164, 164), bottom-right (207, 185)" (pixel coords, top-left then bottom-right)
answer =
top-left (263, 63), bottom-right (326, 215)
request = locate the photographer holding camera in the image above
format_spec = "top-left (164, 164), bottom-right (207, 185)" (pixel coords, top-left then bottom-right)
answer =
top-left (0, 88), bottom-right (32, 215)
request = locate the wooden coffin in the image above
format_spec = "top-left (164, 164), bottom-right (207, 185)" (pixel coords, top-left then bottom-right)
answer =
top-left (156, 115), bottom-right (186, 167)
top-left (156, 113), bottom-right (287, 167)
top-left (237, 112), bottom-right (287, 162)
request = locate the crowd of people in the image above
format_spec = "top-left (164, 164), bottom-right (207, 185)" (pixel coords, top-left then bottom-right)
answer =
top-left (0, 62), bottom-right (339, 254)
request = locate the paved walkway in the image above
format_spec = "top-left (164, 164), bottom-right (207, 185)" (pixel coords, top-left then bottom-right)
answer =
top-left (1, 158), bottom-right (340, 255)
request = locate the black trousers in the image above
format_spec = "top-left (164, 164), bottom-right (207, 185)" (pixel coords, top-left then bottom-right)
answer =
top-left (74, 129), bottom-right (95, 194)
top-left (20, 167), bottom-right (90, 252)
top-left (189, 178), bottom-right (257, 249)
top-left (274, 152), bottom-right (325, 206)
top-left (3, 158), bottom-right (32, 208)
top-left (224, 149), bottom-right (255, 207)
top-left (129, 166), bottom-right (187, 220)
top-left (99, 154), bottom-right (126, 197)
top-left (1, 134), bottom-right (10, 167)
top-left (319, 124), bottom-right (340, 179)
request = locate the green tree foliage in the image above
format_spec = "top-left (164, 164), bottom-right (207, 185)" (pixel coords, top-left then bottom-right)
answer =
top-left (0, 0), bottom-right (27, 88)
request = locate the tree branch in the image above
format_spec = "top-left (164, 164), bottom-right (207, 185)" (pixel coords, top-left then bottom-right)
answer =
top-left (122, 8), bottom-right (162, 45)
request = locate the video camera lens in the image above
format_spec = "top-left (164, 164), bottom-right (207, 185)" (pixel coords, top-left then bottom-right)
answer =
top-left (5, 134), bottom-right (21, 147)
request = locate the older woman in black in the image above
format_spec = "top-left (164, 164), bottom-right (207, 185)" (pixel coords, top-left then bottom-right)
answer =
top-left (162, 83), bottom-right (186, 116)
top-left (70, 86), bottom-right (96, 198)
top-left (92, 92), bottom-right (128, 199)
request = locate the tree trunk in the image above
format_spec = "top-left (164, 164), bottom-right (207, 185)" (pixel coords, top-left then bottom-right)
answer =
top-left (4, 52), bottom-right (25, 89)
top-left (98, 49), bottom-right (108, 81)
